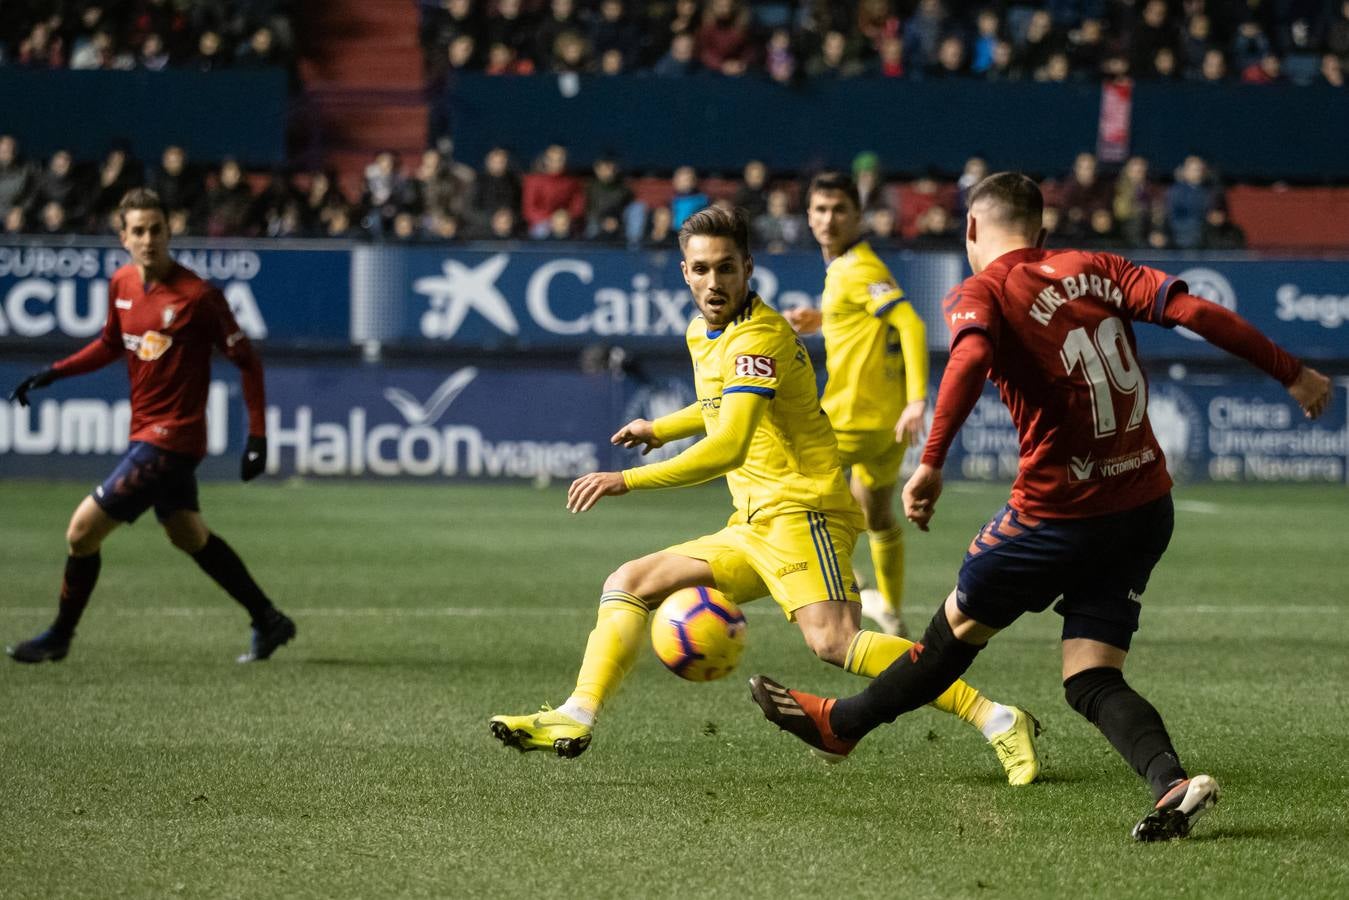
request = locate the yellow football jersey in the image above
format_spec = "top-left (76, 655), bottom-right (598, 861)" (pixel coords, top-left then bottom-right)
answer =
top-left (686, 294), bottom-right (858, 524)
top-left (819, 240), bottom-right (925, 432)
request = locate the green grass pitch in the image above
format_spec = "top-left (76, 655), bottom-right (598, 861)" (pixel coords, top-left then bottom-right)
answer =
top-left (2, 479), bottom-right (1348, 899)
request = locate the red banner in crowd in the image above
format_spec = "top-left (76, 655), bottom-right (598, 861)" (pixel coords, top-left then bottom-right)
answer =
top-left (1097, 78), bottom-right (1134, 164)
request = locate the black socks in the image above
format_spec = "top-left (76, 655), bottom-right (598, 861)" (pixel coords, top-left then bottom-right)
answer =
top-left (192, 534), bottom-right (274, 623)
top-left (51, 553), bottom-right (102, 638)
top-left (1064, 666), bottom-right (1187, 800)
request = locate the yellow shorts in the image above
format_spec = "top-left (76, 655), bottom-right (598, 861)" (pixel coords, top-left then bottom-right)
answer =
top-left (835, 429), bottom-right (907, 491)
top-left (665, 511), bottom-right (862, 620)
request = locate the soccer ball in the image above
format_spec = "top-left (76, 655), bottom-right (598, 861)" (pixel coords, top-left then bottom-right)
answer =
top-left (650, 586), bottom-right (747, 682)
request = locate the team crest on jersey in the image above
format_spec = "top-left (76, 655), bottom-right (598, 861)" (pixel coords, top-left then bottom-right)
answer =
top-left (734, 354), bottom-right (776, 378)
top-left (162, 306), bottom-right (178, 328)
top-left (133, 330), bottom-right (173, 361)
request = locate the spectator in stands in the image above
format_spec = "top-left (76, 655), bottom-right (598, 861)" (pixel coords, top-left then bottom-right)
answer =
top-left (266, 200), bottom-right (303, 238)
top-left (909, 204), bottom-right (961, 248)
top-left (858, 0), bottom-right (901, 54)
top-left (92, 142), bottom-right (143, 225)
top-left (362, 150), bottom-right (405, 231)
top-left (483, 0), bottom-right (535, 64)
top-left (148, 144), bottom-right (203, 219)
top-left (19, 21), bottom-right (65, 68)
top-left (1166, 154), bottom-right (1215, 250)
top-left (697, 0), bottom-right (758, 76)
top-left (390, 211), bottom-right (419, 242)
top-left (734, 159), bottom-right (770, 220)
top-left (1059, 151), bottom-right (1112, 238)
top-left (536, 0), bottom-right (582, 66)
top-left (323, 205), bottom-right (361, 239)
top-left (1197, 47), bottom-right (1228, 81)
top-left (765, 28), bottom-right (800, 84)
top-left (904, 0), bottom-right (947, 72)
top-left (1328, 1), bottom-right (1349, 61)
top-left (422, 0), bottom-right (481, 60)
top-left (37, 200), bottom-right (68, 235)
top-left (200, 157), bottom-right (256, 236)
top-left (0, 135), bottom-right (35, 219)
top-left (853, 151), bottom-right (887, 212)
top-left (669, 165), bottom-right (708, 228)
top-left (522, 143), bottom-right (584, 237)
top-left (1131, 0), bottom-right (1179, 76)
top-left (865, 206), bottom-right (900, 248)
top-left (928, 35), bottom-right (970, 77)
top-left (1319, 53), bottom-right (1346, 87)
top-left (28, 149), bottom-right (82, 223)
top-left (585, 154), bottom-right (632, 238)
top-left (808, 30), bottom-right (864, 78)
top-left (425, 211), bottom-right (461, 241)
top-left (488, 206), bottom-right (521, 240)
top-left (3, 206), bottom-right (27, 235)
top-left (644, 204), bottom-right (676, 248)
top-left (875, 35), bottom-right (905, 77)
top-left (235, 26), bottom-right (280, 67)
top-left (1182, 14), bottom-right (1213, 76)
top-left (753, 186), bottom-right (805, 252)
top-left (300, 169), bottom-right (346, 233)
top-left (654, 30), bottom-right (699, 76)
top-left (190, 30), bottom-right (230, 71)
top-left (552, 30), bottom-right (592, 73)
top-left (71, 29), bottom-right (132, 70)
top-left (591, 0), bottom-right (642, 71)
top-left (485, 41), bottom-right (534, 75)
top-left (1243, 53), bottom-right (1284, 83)
top-left (1113, 155), bottom-right (1154, 247)
top-left (983, 39), bottom-right (1016, 80)
top-left (472, 146), bottom-right (521, 229)
top-left (542, 207), bottom-right (577, 240)
top-left (1201, 200), bottom-right (1246, 249)
top-left (1231, 20), bottom-right (1271, 71)
top-left (1077, 208), bottom-right (1127, 250)
top-left (1150, 46), bottom-right (1180, 79)
top-left (971, 10), bottom-right (1002, 75)
top-left (1068, 17), bottom-right (1107, 76)
top-left (1015, 10), bottom-right (1061, 78)
top-left (130, 0), bottom-right (188, 58)
top-left (414, 148), bottom-right (471, 220)
top-left (956, 155), bottom-right (989, 216)
top-left (440, 34), bottom-right (477, 74)
top-left (139, 33), bottom-right (170, 70)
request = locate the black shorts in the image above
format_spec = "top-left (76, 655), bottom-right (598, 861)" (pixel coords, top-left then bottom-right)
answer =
top-left (92, 442), bottom-right (201, 524)
top-left (955, 494), bottom-right (1174, 651)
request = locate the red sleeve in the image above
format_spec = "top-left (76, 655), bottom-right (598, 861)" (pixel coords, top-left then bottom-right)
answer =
top-left (921, 331), bottom-right (994, 468)
top-left (1162, 292), bottom-right (1302, 386)
top-left (939, 278), bottom-right (1000, 350)
top-left (1098, 253), bottom-right (1185, 323)
top-left (50, 288), bottom-right (123, 377)
top-left (521, 175), bottom-right (547, 226)
top-left (205, 289), bottom-right (267, 436)
top-left (567, 178), bottom-right (586, 220)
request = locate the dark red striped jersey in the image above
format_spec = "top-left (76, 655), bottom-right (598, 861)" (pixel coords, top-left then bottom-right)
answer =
top-left (51, 262), bottom-right (265, 459)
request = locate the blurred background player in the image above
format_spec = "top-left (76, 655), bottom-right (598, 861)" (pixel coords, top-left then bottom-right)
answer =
top-left (490, 207), bottom-right (1040, 783)
top-left (786, 172), bottom-right (929, 638)
top-left (751, 173), bottom-right (1332, 840)
top-left (6, 188), bottom-right (295, 665)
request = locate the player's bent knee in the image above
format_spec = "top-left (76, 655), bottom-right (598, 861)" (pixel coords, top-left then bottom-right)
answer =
top-left (803, 627), bottom-right (853, 667)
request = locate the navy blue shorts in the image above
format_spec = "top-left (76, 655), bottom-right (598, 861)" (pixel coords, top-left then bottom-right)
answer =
top-left (955, 494), bottom-right (1174, 651)
top-left (92, 442), bottom-right (201, 524)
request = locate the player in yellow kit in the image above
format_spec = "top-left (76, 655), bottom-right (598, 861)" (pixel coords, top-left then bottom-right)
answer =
top-left (489, 207), bottom-right (1039, 783)
top-left (786, 173), bottom-right (928, 638)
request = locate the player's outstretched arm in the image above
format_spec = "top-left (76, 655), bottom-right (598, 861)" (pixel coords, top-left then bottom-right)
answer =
top-left (1162, 292), bottom-right (1332, 418)
top-left (567, 471), bottom-right (629, 513)
top-left (783, 307), bottom-right (823, 336)
top-left (8, 369), bottom-right (56, 407)
top-left (612, 402), bottom-right (705, 456)
top-left (621, 391), bottom-right (767, 491)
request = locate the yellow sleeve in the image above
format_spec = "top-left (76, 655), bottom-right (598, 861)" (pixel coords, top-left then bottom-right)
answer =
top-left (650, 401), bottom-right (705, 442)
top-left (882, 300), bottom-right (929, 404)
top-left (858, 266), bottom-right (905, 318)
top-left (622, 391), bottom-right (768, 490)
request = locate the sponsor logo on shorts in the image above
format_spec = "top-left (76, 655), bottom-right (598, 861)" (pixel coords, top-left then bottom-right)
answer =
top-left (734, 354), bottom-right (776, 379)
top-left (776, 561), bottom-right (809, 577)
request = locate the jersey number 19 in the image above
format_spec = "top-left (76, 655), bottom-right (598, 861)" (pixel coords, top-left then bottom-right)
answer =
top-left (1059, 317), bottom-right (1147, 439)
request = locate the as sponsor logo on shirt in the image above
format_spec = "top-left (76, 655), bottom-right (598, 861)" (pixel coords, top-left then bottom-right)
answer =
top-left (734, 354), bottom-right (776, 378)
top-left (122, 330), bottom-right (173, 361)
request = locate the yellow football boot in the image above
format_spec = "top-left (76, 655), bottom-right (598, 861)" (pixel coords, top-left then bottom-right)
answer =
top-left (489, 706), bottom-right (592, 759)
top-left (989, 707), bottom-right (1043, 786)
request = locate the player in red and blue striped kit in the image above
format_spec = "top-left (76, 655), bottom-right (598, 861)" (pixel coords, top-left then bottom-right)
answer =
top-left (7, 189), bottom-right (295, 664)
top-left (751, 173), bottom-right (1331, 841)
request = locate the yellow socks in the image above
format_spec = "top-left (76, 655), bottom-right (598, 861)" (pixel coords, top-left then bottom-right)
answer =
top-left (868, 526), bottom-right (906, 616)
top-left (568, 590), bottom-right (650, 718)
top-left (844, 630), bottom-right (998, 731)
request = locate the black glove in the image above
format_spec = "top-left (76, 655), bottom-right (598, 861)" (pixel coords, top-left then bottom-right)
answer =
top-left (9, 369), bottom-right (56, 407)
top-left (241, 435), bottom-right (267, 482)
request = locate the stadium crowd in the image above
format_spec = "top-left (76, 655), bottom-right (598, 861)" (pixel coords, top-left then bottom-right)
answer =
top-left (0, 133), bottom-right (1246, 250)
top-left (0, 0), bottom-right (296, 73)
top-left (421, 0), bottom-right (1349, 87)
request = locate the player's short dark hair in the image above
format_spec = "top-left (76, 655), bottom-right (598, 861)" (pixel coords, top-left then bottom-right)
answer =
top-left (116, 188), bottom-right (168, 228)
top-left (807, 172), bottom-right (860, 209)
top-left (678, 206), bottom-right (751, 258)
top-left (967, 172), bottom-right (1043, 234)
